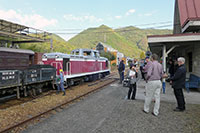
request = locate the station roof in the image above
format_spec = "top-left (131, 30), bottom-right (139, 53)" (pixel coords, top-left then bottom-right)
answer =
top-left (178, 0), bottom-right (200, 28)
top-left (0, 19), bottom-right (50, 43)
top-left (148, 33), bottom-right (200, 54)
top-left (0, 47), bottom-right (34, 54)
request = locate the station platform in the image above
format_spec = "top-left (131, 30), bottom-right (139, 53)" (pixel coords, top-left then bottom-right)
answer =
top-left (23, 79), bottom-right (200, 133)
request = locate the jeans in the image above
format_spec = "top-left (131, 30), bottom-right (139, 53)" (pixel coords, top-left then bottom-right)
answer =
top-left (57, 82), bottom-right (65, 92)
top-left (119, 71), bottom-right (124, 83)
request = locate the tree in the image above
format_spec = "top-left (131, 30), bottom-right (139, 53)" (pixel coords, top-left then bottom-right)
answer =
top-left (140, 51), bottom-right (145, 59)
top-left (100, 51), bottom-right (116, 61)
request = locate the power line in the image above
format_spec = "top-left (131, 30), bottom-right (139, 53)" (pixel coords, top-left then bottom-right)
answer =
top-left (46, 21), bottom-right (173, 31)
top-left (50, 24), bottom-right (173, 35)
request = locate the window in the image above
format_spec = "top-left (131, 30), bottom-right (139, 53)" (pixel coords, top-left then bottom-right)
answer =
top-left (63, 58), bottom-right (69, 71)
top-left (83, 51), bottom-right (91, 56)
top-left (94, 52), bottom-right (99, 58)
top-left (106, 60), bottom-right (108, 67)
top-left (75, 51), bottom-right (79, 55)
top-left (188, 52), bottom-right (193, 72)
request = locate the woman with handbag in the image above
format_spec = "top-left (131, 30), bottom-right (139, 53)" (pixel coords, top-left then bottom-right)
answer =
top-left (127, 65), bottom-right (138, 100)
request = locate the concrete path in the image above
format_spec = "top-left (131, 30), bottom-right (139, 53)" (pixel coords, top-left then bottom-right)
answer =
top-left (23, 79), bottom-right (200, 133)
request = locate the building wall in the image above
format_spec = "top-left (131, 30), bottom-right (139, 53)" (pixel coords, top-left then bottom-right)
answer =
top-left (179, 43), bottom-right (200, 77)
top-left (168, 43), bottom-right (200, 77)
top-left (193, 44), bottom-right (200, 77)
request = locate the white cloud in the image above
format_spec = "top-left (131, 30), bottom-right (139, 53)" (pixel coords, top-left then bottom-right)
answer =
top-left (63, 14), bottom-right (103, 23)
top-left (115, 16), bottom-right (122, 19)
top-left (139, 11), bottom-right (157, 17)
top-left (144, 13), bottom-right (153, 16)
top-left (0, 9), bottom-right (57, 29)
top-left (126, 9), bottom-right (136, 16)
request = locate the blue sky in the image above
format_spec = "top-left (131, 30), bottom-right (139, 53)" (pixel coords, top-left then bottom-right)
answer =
top-left (0, 0), bottom-right (175, 40)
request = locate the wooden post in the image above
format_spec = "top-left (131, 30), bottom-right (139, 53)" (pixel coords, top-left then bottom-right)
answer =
top-left (162, 45), bottom-right (167, 94)
top-left (24, 87), bottom-right (27, 97)
top-left (16, 87), bottom-right (20, 99)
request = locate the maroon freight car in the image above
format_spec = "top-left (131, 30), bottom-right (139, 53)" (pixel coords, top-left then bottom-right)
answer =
top-left (34, 52), bottom-right (44, 65)
top-left (0, 47), bottom-right (35, 70)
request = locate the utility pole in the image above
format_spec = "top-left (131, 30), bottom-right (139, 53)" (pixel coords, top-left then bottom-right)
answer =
top-left (104, 34), bottom-right (106, 43)
top-left (50, 38), bottom-right (53, 52)
top-left (50, 33), bottom-right (53, 52)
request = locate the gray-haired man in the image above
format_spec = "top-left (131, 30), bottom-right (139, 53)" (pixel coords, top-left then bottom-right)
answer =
top-left (170, 57), bottom-right (186, 112)
top-left (143, 54), bottom-right (163, 116)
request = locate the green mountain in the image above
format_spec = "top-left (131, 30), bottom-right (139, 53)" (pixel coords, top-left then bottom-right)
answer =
top-left (18, 25), bottom-right (172, 58)
top-left (19, 34), bottom-right (75, 53)
top-left (68, 25), bottom-right (143, 58)
top-left (68, 25), bottom-right (172, 58)
top-left (115, 26), bottom-right (172, 51)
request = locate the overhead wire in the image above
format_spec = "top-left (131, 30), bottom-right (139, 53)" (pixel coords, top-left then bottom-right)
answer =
top-left (46, 21), bottom-right (173, 32)
top-left (49, 24), bottom-right (174, 35)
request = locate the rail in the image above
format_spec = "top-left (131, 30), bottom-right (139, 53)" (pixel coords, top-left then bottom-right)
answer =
top-left (0, 76), bottom-right (117, 133)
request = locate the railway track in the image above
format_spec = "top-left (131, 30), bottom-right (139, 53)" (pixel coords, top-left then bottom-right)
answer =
top-left (0, 90), bottom-right (56, 110)
top-left (0, 72), bottom-right (118, 110)
top-left (0, 74), bottom-right (118, 133)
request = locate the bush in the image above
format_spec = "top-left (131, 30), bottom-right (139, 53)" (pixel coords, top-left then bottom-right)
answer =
top-left (100, 51), bottom-right (116, 61)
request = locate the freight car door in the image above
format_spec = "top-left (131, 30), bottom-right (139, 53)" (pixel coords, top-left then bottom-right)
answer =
top-left (63, 58), bottom-right (70, 75)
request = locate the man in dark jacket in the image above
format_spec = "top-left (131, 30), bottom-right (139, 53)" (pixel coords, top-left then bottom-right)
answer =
top-left (170, 57), bottom-right (186, 112)
top-left (118, 60), bottom-right (125, 83)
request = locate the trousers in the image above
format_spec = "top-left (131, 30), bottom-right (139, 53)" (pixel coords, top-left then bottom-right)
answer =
top-left (119, 71), bottom-right (124, 83)
top-left (128, 83), bottom-right (137, 99)
top-left (57, 82), bottom-right (65, 92)
top-left (144, 80), bottom-right (162, 116)
top-left (173, 88), bottom-right (185, 110)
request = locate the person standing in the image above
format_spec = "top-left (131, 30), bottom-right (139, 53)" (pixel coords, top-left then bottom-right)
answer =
top-left (140, 59), bottom-right (145, 80)
top-left (170, 57), bottom-right (186, 112)
top-left (57, 69), bottom-right (66, 96)
top-left (127, 65), bottom-right (138, 100)
top-left (143, 54), bottom-right (163, 116)
top-left (168, 60), bottom-right (175, 78)
top-left (143, 56), bottom-right (152, 81)
top-left (118, 60), bottom-right (125, 84)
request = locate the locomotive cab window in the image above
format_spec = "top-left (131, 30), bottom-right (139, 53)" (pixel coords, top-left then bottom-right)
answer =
top-left (106, 60), bottom-right (108, 67)
top-left (75, 51), bottom-right (79, 55)
top-left (94, 52), bottom-right (99, 58)
top-left (83, 51), bottom-right (91, 56)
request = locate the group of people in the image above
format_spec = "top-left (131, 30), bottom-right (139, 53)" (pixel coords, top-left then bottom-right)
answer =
top-left (119, 53), bottom-right (186, 116)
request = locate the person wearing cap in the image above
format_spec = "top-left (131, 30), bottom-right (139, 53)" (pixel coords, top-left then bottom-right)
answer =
top-left (57, 69), bottom-right (66, 96)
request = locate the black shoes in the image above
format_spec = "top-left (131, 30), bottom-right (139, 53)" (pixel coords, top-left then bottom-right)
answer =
top-left (173, 108), bottom-right (185, 112)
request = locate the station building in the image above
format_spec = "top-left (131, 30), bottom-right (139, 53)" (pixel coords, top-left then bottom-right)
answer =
top-left (148, 0), bottom-right (200, 88)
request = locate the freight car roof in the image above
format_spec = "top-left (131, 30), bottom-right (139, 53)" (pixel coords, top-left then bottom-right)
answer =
top-left (0, 47), bottom-right (34, 54)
